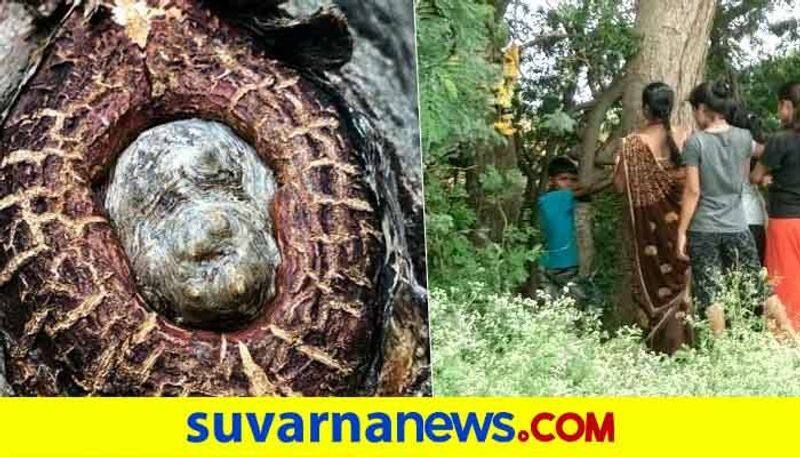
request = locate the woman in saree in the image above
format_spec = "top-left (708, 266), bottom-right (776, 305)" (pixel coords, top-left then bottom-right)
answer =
top-left (614, 82), bottom-right (692, 354)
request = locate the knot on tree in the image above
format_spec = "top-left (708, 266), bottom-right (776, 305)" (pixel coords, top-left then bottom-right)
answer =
top-left (105, 119), bottom-right (281, 331)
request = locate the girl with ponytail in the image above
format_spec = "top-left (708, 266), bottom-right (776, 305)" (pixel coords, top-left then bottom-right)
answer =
top-left (753, 82), bottom-right (800, 330)
top-left (613, 82), bottom-right (692, 354)
top-left (678, 81), bottom-right (783, 337)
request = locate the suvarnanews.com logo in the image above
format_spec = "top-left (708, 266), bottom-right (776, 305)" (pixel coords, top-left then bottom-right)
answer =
top-left (186, 410), bottom-right (615, 445)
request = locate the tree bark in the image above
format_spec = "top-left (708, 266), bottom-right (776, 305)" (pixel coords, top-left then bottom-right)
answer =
top-left (0, 0), bottom-right (44, 398)
top-left (622, 0), bottom-right (717, 131)
top-left (0, 0), bottom-right (429, 397)
top-left (616, 0), bottom-right (717, 326)
top-left (575, 71), bottom-right (628, 276)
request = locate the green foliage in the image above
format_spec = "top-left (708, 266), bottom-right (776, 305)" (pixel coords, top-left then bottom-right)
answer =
top-left (587, 191), bottom-right (623, 319)
top-left (734, 50), bottom-right (800, 131)
top-left (433, 276), bottom-right (800, 396)
top-left (512, 0), bottom-right (637, 113)
top-left (708, 0), bottom-right (794, 79)
top-left (418, 0), bottom-right (537, 293)
top-left (425, 166), bottom-right (538, 291)
top-left (422, 0), bottom-right (800, 397)
top-left (417, 0), bottom-right (503, 162)
top-left (706, 1), bottom-right (799, 131)
top-left (419, 0), bottom-right (797, 298)
top-left (541, 110), bottom-right (578, 136)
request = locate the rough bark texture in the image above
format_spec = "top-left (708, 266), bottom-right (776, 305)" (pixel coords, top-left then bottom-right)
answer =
top-left (328, 0), bottom-right (425, 279)
top-left (0, 0), bottom-right (428, 396)
top-left (617, 0), bottom-right (717, 334)
top-left (0, 0), bottom-right (45, 398)
top-left (300, 0), bottom-right (429, 395)
top-left (575, 67), bottom-right (628, 277)
top-left (622, 0), bottom-right (717, 130)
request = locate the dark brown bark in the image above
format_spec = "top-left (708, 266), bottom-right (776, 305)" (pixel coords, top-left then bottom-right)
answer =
top-left (0, 0), bottom-right (427, 396)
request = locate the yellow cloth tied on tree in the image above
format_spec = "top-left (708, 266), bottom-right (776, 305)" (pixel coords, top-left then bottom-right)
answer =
top-left (493, 44), bottom-right (520, 136)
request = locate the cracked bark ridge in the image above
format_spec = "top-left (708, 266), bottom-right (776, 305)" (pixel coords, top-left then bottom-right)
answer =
top-left (268, 0), bottom-right (429, 396)
top-left (0, 0), bottom-right (423, 396)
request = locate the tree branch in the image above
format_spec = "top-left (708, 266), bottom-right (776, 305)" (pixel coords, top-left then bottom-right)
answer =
top-left (577, 68), bottom-right (628, 182)
top-left (519, 32), bottom-right (569, 50)
top-left (594, 126), bottom-right (625, 166)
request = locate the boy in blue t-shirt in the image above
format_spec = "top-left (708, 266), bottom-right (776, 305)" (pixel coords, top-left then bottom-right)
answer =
top-left (538, 157), bottom-right (581, 288)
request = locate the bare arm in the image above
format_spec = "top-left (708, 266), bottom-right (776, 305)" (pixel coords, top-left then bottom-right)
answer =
top-left (613, 163), bottom-right (626, 193)
top-left (668, 166), bottom-right (687, 184)
top-left (753, 142), bottom-right (766, 159)
top-left (574, 176), bottom-right (614, 198)
top-left (750, 161), bottom-right (770, 185)
top-left (673, 125), bottom-right (692, 151)
top-left (677, 166), bottom-right (700, 261)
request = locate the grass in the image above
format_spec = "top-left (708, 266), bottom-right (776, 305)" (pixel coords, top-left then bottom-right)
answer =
top-left (431, 274), bottom-right (800, 396)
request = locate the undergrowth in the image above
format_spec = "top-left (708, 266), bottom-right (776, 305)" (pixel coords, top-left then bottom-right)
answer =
top-left (432, 272), bottom-right (800, 396)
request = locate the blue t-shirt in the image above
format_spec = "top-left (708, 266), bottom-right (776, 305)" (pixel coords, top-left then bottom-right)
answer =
top-left (537, 189), bottom-right (579, 270)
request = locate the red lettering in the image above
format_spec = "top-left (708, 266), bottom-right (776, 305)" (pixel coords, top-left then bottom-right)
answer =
top-left (531, 412), bottom-right (615, 443)
top-left (585, 412), bottom-right (615, 442)
top-left (555, 412), bottom-right (584, 442)
top-left (530, 412), bottom-right (555, 442)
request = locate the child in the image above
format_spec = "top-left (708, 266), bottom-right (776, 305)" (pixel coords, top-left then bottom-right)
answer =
top-left (744, 158), bottom-right (769, 264)
top-left (753, 81), bottom-right (800, 329)
top-left (728, 104), bottom-right (769, 264)
top-left (677, 81), bottom-right (772, 335)
top-left (538, 157), bottom-right (580, 291)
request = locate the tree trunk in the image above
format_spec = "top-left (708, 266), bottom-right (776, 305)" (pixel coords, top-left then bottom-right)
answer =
top-left (616, 0), bottom-right (717, 326)
top-left (0, 0), bottom-right (44, 398)
top-left (622, 0), bottom-right (717, 130)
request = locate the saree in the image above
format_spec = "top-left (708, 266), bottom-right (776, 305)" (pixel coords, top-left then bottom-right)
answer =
top-left (616, 134), bottom-right (693, 353)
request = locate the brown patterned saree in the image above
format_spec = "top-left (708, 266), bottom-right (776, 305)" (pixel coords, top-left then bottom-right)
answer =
top-left (616, 134), bottom-right (692, 354)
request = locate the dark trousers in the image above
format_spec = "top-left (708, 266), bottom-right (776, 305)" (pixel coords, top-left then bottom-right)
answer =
top-left (688, 230), bottom-right (768, 314)
top-left (749, 224), bottom-right (766, 266)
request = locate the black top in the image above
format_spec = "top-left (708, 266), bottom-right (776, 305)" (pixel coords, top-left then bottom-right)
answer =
top-left (763, 130), bottom-right (800, 218)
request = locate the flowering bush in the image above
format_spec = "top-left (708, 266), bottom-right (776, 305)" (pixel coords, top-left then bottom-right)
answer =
top-left (431, 276), bottom-right (800, 396)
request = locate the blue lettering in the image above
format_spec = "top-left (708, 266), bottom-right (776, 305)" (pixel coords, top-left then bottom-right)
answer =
top-left (365, 413), bottom-right (392, 443)
top-left (277, 413), bottom-right (304, 443)
top-left (310, 413), bottom-right (329, 442)
top-left (451, 412), bottom-right (494, 442)
top-left (397, 412), bottom-right (424, 442)
top-left (213, 413), bottom-right (241, 443)
top-left (332, 412), bottom-right (360, 443)
top-left (424, 412), bottom-right (453, 443)
top-left (186, 412), bottom-right (208, 443)
top-left (245, 413), bottom-right (274, 442)
top-left (491, 412), bottom-right (515, 442)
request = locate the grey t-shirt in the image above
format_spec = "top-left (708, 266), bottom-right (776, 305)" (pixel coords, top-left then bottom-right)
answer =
top-left (682, 126), bottom-right (753, 233)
